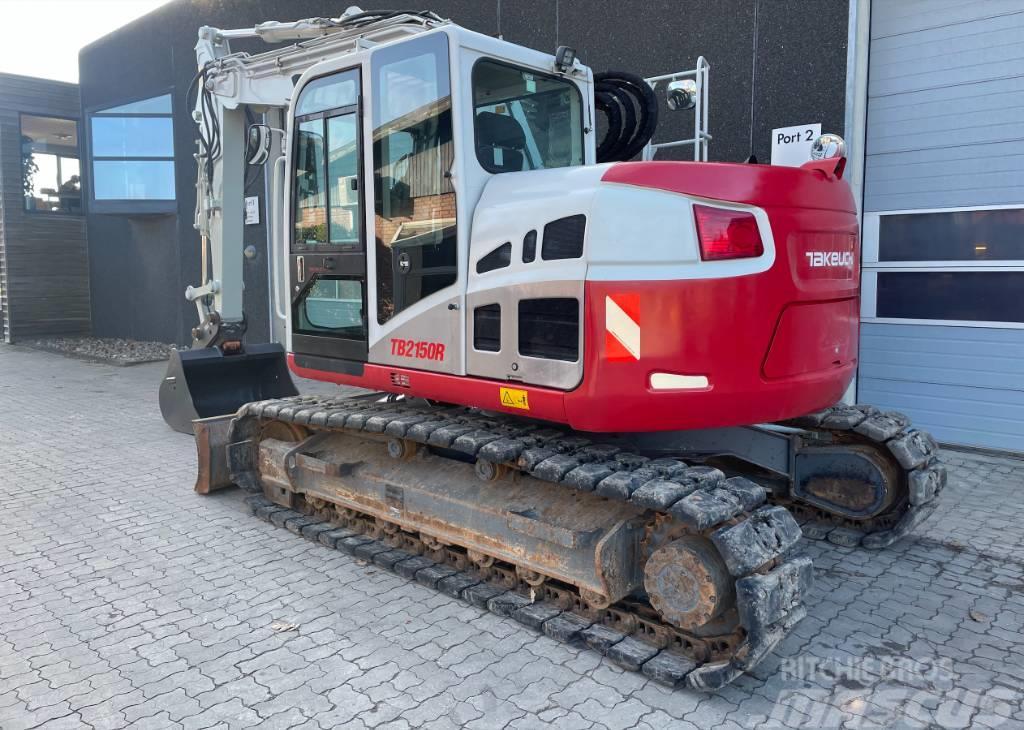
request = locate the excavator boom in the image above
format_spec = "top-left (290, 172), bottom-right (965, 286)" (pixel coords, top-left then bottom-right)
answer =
top-left (160, 10), bottom-right (448, 433)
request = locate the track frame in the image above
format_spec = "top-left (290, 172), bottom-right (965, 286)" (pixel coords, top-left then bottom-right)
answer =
top-left (205, 394), bottom-right (815, 689)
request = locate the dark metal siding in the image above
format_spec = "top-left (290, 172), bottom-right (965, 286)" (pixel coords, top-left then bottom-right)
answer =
top-left (0, 73), bottom-right (90, 343)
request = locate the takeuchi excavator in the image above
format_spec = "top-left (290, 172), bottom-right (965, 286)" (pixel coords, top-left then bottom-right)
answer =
top-left (161, 8), bottom-right (946, 689)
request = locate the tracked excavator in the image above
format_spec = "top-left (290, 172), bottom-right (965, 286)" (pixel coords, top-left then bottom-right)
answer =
top-left (166, 8), bottom-right (947, 689)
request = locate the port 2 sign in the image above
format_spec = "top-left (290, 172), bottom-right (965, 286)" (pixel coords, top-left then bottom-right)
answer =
top-left (771, 123), bottom-right (821, 167)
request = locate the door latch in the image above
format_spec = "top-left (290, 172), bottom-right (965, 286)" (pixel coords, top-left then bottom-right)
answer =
top-left (296, 256), bottom-right (305, 282)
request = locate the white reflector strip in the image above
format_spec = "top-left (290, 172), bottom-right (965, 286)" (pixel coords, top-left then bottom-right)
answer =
top-left (650, 373), bottom-right (709, 390)
top-left (605, 296), bottom-right (641, 360)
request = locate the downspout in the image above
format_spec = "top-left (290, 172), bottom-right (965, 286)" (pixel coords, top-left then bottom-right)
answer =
top-left (843, 0), bottom-right (871, 404)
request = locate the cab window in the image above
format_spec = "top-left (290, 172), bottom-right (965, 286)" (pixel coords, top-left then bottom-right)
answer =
top-left (296, 278), bottom-right (365, 337)
top-left (371, 33), bottom-right (457, 324)
top-left (292, 69), bottom-right (361, 249)
top-left (472, 60), bottom-right (583, 174)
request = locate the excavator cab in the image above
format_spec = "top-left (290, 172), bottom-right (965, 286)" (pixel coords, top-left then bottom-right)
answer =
top-left (282, 28), bottom-right (594, 387)
top-left (162, 20), bottom-right (602, 434)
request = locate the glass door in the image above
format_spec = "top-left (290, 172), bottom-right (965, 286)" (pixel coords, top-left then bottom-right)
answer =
top-left (289, 68), bottom-right (368, 364)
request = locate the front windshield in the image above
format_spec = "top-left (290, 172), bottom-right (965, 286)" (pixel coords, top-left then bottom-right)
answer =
top-left (472, 59), bottom-right (583, 174)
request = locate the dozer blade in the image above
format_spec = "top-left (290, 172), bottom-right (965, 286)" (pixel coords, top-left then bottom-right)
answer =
top-left (158, 343), bottom-right (298, 434)
top-left (193, 414), bottom-right (235, 493)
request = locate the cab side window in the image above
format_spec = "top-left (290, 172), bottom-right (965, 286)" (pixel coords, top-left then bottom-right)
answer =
top-left (472, 59), bottom-right (583, 174)
top-left (372, 33), bottom-right (457, 324)
top-left (292, 70), bottom-right (361, 249)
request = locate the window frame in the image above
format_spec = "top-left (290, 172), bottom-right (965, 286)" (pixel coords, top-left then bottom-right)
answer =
top-left (861, 204), bottom-right (1024, 330)
top-left (470, 57), bottom-right (585, 176)
top-left (289, 66), bottom-right (364, 255)
top-left (18, 112), bottom-right (83, 217)
top-left (85, 90), bottom-right (176, 215)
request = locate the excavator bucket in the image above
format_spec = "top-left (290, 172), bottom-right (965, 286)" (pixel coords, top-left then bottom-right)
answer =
top-left (159, 343), bottom-right (298, 434)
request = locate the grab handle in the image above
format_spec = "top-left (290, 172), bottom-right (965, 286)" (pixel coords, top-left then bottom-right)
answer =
top-left (271, 154), bottom-right (288, 322)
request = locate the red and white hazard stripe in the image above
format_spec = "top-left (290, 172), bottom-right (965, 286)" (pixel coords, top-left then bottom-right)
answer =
top-left (605, 294), bottom-right (640, 361)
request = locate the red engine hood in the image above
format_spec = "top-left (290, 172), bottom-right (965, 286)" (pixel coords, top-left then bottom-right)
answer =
top-left (602, 160), bottom-right (856, 214)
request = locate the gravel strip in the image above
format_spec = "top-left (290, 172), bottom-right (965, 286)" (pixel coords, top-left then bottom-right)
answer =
top-left (20, 336), bottom-right (174, 366)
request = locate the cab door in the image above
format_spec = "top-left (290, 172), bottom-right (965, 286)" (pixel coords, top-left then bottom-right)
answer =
top-left (366, 32), bottom-right (463, 375)
top-left (289, 68), bottom-right (368, 365)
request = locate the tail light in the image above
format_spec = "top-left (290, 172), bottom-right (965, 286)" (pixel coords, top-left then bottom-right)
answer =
top-left (693, 205), bottom-right (764, 261)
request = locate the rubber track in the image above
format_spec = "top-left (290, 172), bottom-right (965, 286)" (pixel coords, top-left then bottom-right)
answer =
top-left (777, 404), bottom-right (947, 549)
top-left (229, 394), bottom-right (814, 690)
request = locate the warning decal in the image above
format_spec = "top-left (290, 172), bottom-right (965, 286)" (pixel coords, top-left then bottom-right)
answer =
top-left (605, 294), bottom-right (640, 361)
top-left (499, 387), bottom-right (530, 411)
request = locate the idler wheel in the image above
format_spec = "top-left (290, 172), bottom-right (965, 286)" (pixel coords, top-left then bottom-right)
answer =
top-left (644, 536), bottom-right (735, 630)
top-left (260, 420), bottom-right (306, 443)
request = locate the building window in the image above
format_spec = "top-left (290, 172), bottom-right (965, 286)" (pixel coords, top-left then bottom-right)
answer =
top-left (879, 208), bottom-right (1024, 262)
top-left (863, 206), bottom-right (1024, 328)
top-left (89, 94), bottom-right (175, 209)
top-left (876, 271), bottom-right (1024, 324)
top-left (20, 115), bottom-right (81, 214)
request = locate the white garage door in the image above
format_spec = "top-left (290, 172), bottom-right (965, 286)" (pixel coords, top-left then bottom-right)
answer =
top-left (858, 1), bottom-right (1024, 451)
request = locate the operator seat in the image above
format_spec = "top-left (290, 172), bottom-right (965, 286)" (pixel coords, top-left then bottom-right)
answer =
top-left (475, 111), bottom-right (527, 173)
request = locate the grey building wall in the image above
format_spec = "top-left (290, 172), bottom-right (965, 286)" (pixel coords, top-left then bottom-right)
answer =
top-left (858, 0), bottom-right (1024, 452)
top-left (0, 73), bottom-right (90, 342)
top-left (78, 0), bottom-right (850, 346)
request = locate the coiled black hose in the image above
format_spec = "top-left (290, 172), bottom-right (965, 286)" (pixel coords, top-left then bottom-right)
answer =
top-left (594, 71), bottom-right (659, 163)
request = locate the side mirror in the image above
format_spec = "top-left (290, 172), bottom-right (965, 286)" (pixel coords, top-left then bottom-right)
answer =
top-left (666, 80), bottom-right (697, 111)
top-left (810, 133), bottom-right (847, 160)
top-left (246, 124), bottom-right (272, 165)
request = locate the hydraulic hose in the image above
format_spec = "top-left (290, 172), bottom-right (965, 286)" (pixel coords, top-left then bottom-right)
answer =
top-left (595, 71), bottom-right (659, 163)
top-left (595, 87), bottom-right (633, 162)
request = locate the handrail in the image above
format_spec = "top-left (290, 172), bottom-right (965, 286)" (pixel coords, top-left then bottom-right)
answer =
top-left (642, 57), bottom-right (712, 162)
top-left (271, 154), bottom-right (289, 322)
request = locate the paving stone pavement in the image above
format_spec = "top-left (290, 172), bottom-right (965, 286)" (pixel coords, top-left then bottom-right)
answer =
top-left (1, 343), bottom-right (1023, 729)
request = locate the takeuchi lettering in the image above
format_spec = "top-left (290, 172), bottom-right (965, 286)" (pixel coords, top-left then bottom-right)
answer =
top-left (805, 251), bottom-right (854, 268)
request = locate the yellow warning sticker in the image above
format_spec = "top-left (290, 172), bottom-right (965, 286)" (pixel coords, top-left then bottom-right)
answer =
top-left (499, 387), bottom-right (530, 411)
